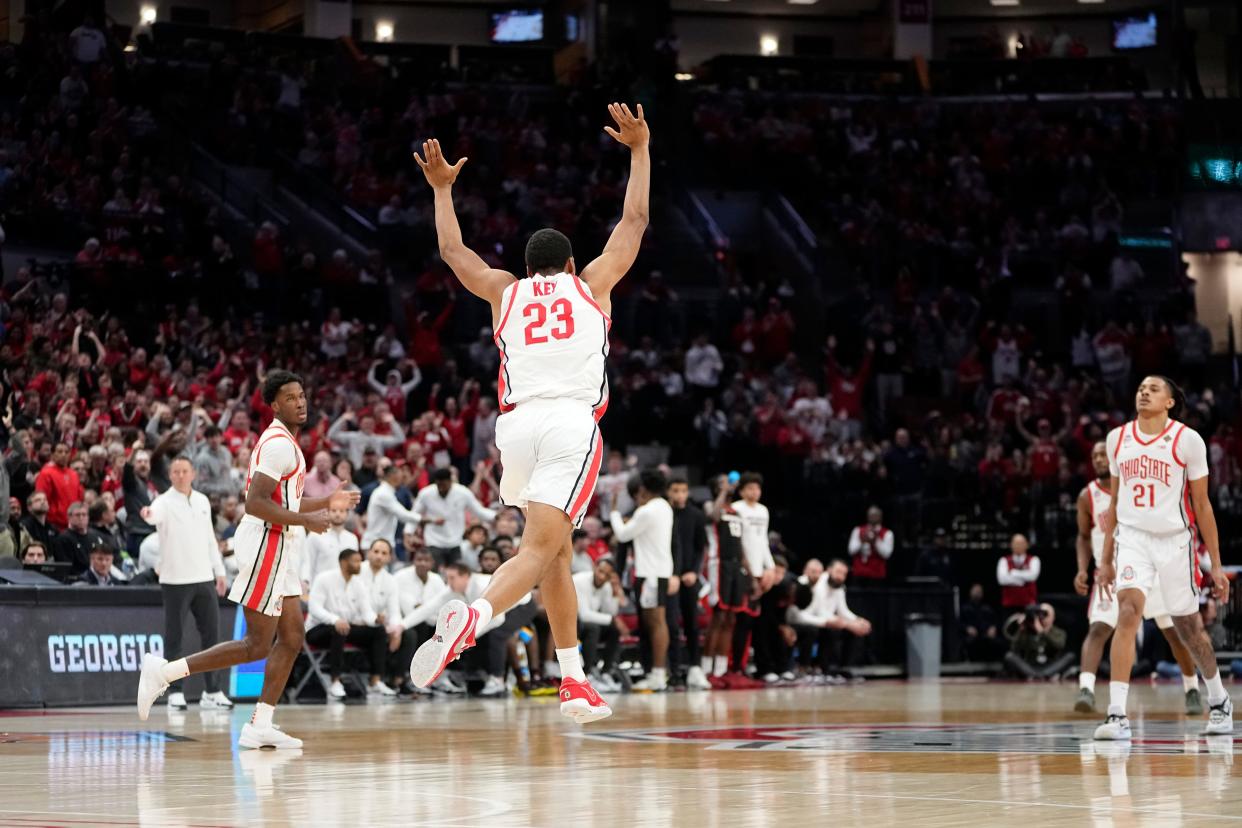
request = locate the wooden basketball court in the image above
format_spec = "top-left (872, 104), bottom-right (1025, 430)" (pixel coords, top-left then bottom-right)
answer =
top-left (1, 680), bottom-right (1237, 827)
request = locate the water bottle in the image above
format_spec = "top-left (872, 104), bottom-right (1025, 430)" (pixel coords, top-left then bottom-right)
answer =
top-left (121, 553), bottom-right (136, 580)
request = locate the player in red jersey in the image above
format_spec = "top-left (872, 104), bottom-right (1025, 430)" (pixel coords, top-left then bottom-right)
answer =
top-left (409, 104), bottom-right (650, 724)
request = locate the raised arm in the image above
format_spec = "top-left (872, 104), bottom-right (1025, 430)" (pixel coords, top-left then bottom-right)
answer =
top-left (580, 103), bottom-right (651, 308)
top-left (414, 139), bottom-right (515, 313)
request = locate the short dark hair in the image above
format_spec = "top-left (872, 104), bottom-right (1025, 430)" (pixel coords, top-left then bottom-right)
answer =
top-left (446, 562), bottom-right (472, 577)
top-left (828, 557), bottom-right (849, 569)
top-left (773, 554), bottom-right (789, 570)
top-left (572, 529), bottom-right (588, 542)
top-left (338, 547), bottom-right (362, 562)
top-left (170, 455), bottom-right (194, 467)
top-left (793, 582), bottom-right (814, 610)
top-left (369, 539), bottom-right (393, 555)
top-left (640, 469), bottom-right (667, 496)
top-left (524, 228), bottom-right (573, 274)
top-left (479, 546), bottom-right (502, 560)
top-left (383, 464), bottom-right (402, 479)
top-left (204, 425), bottom-right (222, 438)
top-left (492, 534), bottom-right (513, 546)
top-left (262, 369), bottom-right (304, 405)
top-left (432, 467), bottom-right (453, 483)
top-left (88, 501), bottom-right (108, 523)
top-left (1150, 375), bottom-right (1186, 419)
top-left (738, 472), bottom-right (764, 491)
top-left (667, 475), bottom-right (688, 488)
top-left (21, 541), bottom-right (47, 557)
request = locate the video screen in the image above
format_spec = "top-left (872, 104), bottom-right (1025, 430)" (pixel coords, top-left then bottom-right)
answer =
top-left (1113, 13), bottom-right (1157, 50)
top-left (490, 10), bottom-right (543, 43)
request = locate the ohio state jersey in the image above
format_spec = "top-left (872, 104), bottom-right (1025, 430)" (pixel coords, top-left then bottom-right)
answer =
top-left (1084, 479), bottom-right (1112, 564)
top-left (1107, 420), bottom-right (1208, 536)
top-left (494, 272), bottom-right (610, 418)
top-left (240, 418), bottom-right (307, 533)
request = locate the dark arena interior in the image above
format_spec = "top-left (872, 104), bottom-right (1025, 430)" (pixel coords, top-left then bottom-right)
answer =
top-left (0, 0), bottom-right (1240, 825)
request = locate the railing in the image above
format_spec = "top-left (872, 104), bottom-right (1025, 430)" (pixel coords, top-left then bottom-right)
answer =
top-left (683, 190), bottom-right (729, 254)
top-left (189, 144), bottom-right (291, 232)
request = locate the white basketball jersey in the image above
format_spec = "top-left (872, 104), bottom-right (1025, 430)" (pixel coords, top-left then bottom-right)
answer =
top-left (1107, 420), bottom-right (1208, 536)
top-left (1084, 479), bottom-right (1112, 564)
top-left (494, 273), bottom-right (610, 418)
top-left (240, 418), bottom-right (307, 533)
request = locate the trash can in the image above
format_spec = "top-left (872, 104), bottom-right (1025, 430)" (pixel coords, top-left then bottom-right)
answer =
top-left (905, 613), bottom-right (942, 678)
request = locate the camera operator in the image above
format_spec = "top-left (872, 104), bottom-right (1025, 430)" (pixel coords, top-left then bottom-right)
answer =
top-left (1004, 602), bottom-right (1073, 680)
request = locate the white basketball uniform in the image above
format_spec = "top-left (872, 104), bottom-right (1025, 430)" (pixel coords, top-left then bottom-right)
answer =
top-left (1105, 419), bottom-right (1207, 618)
top-left (493, 272), bottom-right (610, 526)
top-left (228, 418), bottom-right (307, 616)
top-left (1084, 478), bottom-right (1174, 628)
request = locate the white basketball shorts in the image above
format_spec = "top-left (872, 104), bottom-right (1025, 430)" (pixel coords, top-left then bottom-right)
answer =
top-left (228, 520), bottom-right (303, 617)
top-left (1088, 574), bottom-right (1174, 629)
top-left (1112, 524), bottom-right (1199, 618)
top-left (495, 398), bottom-right (603, 527)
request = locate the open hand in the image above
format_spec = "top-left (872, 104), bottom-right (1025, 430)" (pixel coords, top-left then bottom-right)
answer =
top-left (328, 483), bottom-right (361, 512)
top-left (413, 139), bottom-right (467, 189)
top-left (603, 103), bottom-right (649, 150)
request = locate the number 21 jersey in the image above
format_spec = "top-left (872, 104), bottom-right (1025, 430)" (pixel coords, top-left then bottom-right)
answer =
top-left (494, 272), bottom-right (611, 419)
top-left (1107, 419), bottom-right (1208, 536)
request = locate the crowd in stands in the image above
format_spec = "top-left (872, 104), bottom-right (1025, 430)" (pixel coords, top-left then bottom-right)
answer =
top-left (0, 15), bottom-right (1234, 697)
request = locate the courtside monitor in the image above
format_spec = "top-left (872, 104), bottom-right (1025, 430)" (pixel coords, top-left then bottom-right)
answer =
top-left (490, 10), bottom-right (543, 43)
top-left (1113, 13), bottom-right (1157, 50)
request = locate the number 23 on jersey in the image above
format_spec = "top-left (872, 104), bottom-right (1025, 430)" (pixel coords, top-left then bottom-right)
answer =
top-left (524, 299), bottom-right (575, 345)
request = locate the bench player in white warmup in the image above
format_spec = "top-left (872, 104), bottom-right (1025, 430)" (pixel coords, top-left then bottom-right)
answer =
top-left (1073, 440), bottom-right (1203, 715)
top-left (409, 103), bottom-right (650, 723)
top-left (1094, 376), bottom-right (1234, 739)
top-left (136, 370), bottom-right (361, 749)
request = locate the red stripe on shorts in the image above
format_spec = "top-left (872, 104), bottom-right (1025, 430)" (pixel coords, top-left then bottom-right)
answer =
top-left (568, 433), bottom-right (604, 521)
top-left (245, 529), bottom-right (283, 611)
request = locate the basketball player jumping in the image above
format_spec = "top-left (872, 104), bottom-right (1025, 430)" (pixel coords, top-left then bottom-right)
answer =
top-left (1093, 376), bottom-right (1233, 739)
top-left (1074, 440), bottom-right (1203, 715)
top-left (408, 103), bottom-right (650, 723)
top-left (136, 370), bottom-right (361, 749)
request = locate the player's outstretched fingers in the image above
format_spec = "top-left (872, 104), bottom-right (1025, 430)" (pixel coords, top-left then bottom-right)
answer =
top-left (621, 103), bottom-right (635, 121)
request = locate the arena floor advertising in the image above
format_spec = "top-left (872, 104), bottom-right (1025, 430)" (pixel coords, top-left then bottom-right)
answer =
top-left (0, 681), bottom-right (1237, 827)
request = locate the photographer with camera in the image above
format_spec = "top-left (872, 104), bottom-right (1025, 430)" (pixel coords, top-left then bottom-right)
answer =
top-left (1004, 602), bottom-right (1073, 680)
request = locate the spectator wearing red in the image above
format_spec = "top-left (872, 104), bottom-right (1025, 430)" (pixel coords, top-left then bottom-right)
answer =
top-left (406, 299), bottom-right (455, 374)
top-left (1014, 399), bottom-right (1069, 483)
top-left (848, 506), bottom-right (894, 585)
top-left (34, 442), bottom-right (85, 531)
top-left (367, 359), bottom-right (421, 422)
top-left (824, 336), bottom-right (872, 439)
top-left (251, 222), bottom-right (284, 280)
top-left (996, 534), bottom-right (1040, 609)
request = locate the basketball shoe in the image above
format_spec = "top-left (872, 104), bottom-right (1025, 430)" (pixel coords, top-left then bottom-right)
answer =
top-left (136, 653), bottom-right (170, 721)
top-left (200, 691), bottom-right (234, 710)
top-left (1074, 687), bottom-right (1095, 713)
top-left (1093, 713), bottom-right (1132, 741)
top-left (1205, 697), bottom-right (1234, 735)
top-left (559, 676), bottom-right (612, 724)
top-left (410, 600), bottom-right (479, 688)
top-left (1185, 688), bottom-right (1203, 716)
top-left (239, 723), bottom-right (304, 750)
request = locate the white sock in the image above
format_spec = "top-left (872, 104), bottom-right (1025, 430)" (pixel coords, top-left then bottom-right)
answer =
top-left (700, 656), bottom-right (712, 673)
top-left (1182, 673), bottom-right (1200, 693)
top-left (713, 656), bottom-right (729, 677)
top-left (1108, 681), bottom-right (1129, 717)
top-left (1204, 672), bottom-right (1227, 705)
top-left (161, 658), bottom-right (190, 683)
top-left (1079, 672), bottom-right (1096, 693)
top-left (470, 598), bottom-right (494, 631)
top-left (556, 647), bottom-right (586, 682)
top-left (251, 702), bottom-right (275, 730)
top-left (650, 667), bottom-right (667, 684)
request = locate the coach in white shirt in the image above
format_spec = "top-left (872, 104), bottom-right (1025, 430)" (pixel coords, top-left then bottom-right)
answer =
top-left (142, 457), bottom-right (230, 710)
top-left (609, 469), bottom-right (675, 691)
top-left (357, 538), bottom-right (403, 688)
top-left (393, 547), bottom-right (451, 691)
top-left (412, 468), bottom-right (496, 566)
top-left (306, 548), bottom-right (393, 698)
top-left (301, 507), bottom-right (360, 589)
top-left (361, 464), bottom-right (427, 550)
top-left (574, 558), bottom-right (627, 684)
top-left (787, 558), bottom-right (872, 678)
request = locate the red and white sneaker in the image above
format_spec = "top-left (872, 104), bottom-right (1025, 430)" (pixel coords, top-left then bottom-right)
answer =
top-left (410, 600), bottom-right (479, 688)
top-left (559, 677), bottom-right (612, 724)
